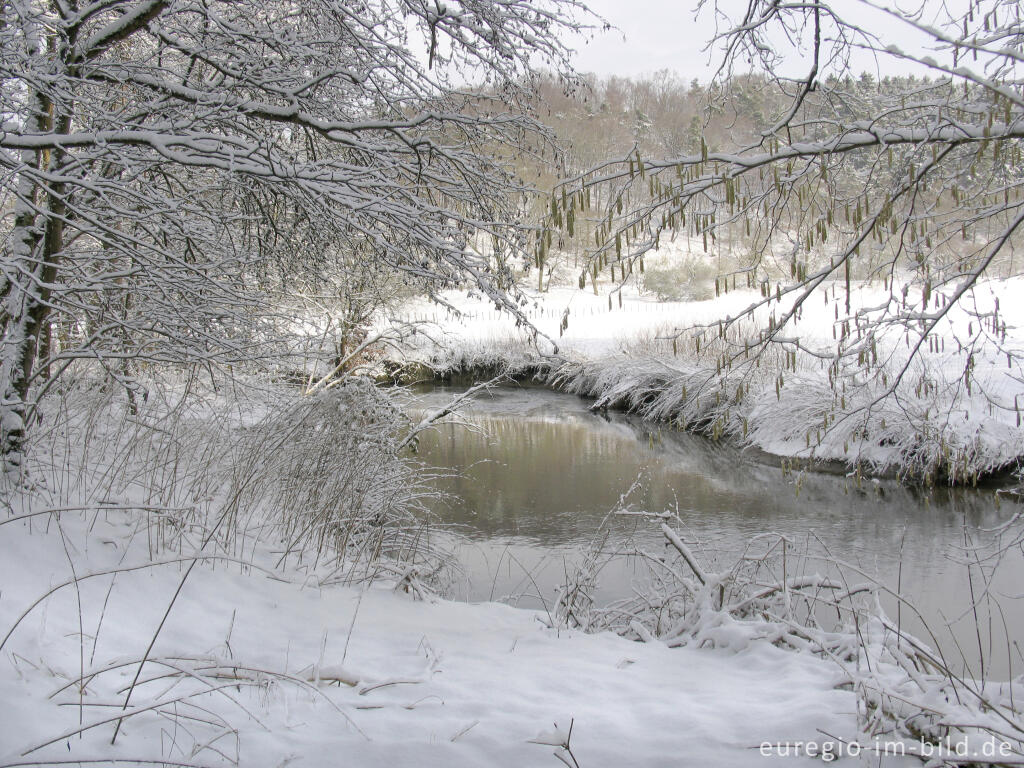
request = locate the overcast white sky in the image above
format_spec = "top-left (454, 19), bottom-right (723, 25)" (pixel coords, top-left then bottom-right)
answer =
top-left (569, 0), bottom-right (723, 80)
top-left (567, 0), bottom-right (958, 81)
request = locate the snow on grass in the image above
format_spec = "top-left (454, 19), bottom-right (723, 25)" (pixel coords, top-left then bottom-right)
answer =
top-left (1, 367), bottom-right (1018, 767)
top-left (382, 260), bottom-right (1024, 481)
top-left (0, 506), bottom-right (867, 767)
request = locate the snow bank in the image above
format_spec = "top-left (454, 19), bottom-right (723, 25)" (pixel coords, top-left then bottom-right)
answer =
top-left (382, 271), bottom-right (1024, 482)
top-left (0, 507), bottom-right (863, 767)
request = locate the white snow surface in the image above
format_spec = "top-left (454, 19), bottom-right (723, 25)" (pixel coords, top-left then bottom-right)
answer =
top-left (0, 509), bottom-right (869, 767)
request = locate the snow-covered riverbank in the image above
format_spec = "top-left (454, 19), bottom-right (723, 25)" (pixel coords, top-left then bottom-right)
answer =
top-left (2, 371), bottom-right (1019, 767)
top-left (0, 381), bottom-right (875, 768)
top-left (0, 502), bottom-right (867, 767)
top-left (383, 271), bottom-right (1024, 483)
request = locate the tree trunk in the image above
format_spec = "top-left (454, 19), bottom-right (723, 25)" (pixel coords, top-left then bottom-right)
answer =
top-left (1, 140), bottom-right (44, 460)
top-left (1, 90), bottom-right (69, 462)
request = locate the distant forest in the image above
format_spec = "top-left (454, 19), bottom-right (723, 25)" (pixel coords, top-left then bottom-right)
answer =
top-left (519, 71), bottom-right (1024, 295)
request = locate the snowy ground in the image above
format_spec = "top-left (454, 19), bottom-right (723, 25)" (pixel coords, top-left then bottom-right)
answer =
top-left (0, 507), bottom-right (875, 767)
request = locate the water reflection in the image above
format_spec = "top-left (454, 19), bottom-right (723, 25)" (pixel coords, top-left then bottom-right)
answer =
top-left (405, 384), bottom-right (1023, 678)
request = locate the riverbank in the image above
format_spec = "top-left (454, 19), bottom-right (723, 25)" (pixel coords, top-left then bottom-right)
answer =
top-left (405, 383), bottom-right (1024, 678)
top-left (0, 482), bottom-right (866, 767)
top-left (380, 274), bottom-right (1024, 486)
top-left (2, 375), bottom-right (1019, 766)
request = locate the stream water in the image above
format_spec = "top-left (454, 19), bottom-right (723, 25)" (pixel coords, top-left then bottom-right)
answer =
top-left (405, 384), bottom-right (1023, 679)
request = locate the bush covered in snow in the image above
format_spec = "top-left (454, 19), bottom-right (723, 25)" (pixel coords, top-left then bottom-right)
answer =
top-left (13, 372), bottom-right (453, 591)
top-left (640, 255), bottom-right (716, 301)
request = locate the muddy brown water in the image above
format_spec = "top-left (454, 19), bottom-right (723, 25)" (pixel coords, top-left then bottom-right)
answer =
top-left (405, 384), bottom-right (1024, 680)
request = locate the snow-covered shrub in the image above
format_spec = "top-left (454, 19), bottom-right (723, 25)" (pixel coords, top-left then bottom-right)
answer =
top-left (15, 370), bottom-right (454, 591)
top-left (227, 379), bottom-right (454, 588)
top-left (640, 256), bottom-right (715, 301)
top-left (569, 516), bottom-right (1024, 763)
top-left (16, 366), bottom-right (237, 534)
top-left (0, 368), bottom-right (469, 766)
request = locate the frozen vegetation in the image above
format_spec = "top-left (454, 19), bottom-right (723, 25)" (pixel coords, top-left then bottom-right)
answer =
top-left (0, 381), bottom-right (893, 766)
top-left (4, 0), bottom-right (1024, 764)
top-left (0, 478), bottom-right (860, 767)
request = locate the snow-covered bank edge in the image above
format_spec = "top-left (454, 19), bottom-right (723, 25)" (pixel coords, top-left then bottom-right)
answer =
top-left (379, 350), bottom-right (1022, 487)
top-left (377, 280), bottom-right (1024, 486)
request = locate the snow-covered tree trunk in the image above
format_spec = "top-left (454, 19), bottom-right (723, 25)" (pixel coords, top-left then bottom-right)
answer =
top-left (1, 17), bottom-right (49, 461)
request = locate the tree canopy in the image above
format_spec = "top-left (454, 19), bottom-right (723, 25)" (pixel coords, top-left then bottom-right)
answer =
top-left (549, 0), bottom-right (1024, 477)
top-left (0, 0), bottom-right (594, 459)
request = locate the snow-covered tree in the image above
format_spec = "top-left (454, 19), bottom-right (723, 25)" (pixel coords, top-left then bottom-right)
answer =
top-left (0, 0), bottom-right (592, 461)
top-left (560, 0), bottom-right (1024, 480)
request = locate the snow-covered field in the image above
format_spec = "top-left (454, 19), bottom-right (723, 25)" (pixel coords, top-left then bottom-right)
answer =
top-left (384, 255), bottom-right (1024, 482)
top-left (0, 506), bottom-right (870, 767)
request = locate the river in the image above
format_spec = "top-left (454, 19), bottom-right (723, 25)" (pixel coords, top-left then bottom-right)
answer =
top-left (405, 384), bottom-right (1023, 679)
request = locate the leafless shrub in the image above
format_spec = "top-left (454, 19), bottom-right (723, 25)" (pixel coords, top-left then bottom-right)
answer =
top-left (222, 379), bottom-right (456, 589)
